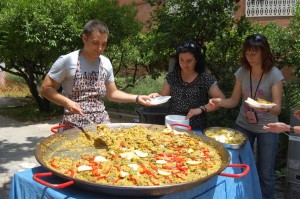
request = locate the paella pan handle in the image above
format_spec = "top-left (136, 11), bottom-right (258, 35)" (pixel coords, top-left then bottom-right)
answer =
top-left (50, 124), bottom-right (74, 134)
top-left (219, 164), bottom-right (249, 178)
top-left (33, 172), bottom-right (75, 189)
top-left (170, 123), bottom-right (192, 131)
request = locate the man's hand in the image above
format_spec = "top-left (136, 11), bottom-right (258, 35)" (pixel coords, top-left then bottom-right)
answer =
top-left (148, 93), bottom-right (160, 99)
top-left (137, 95), bottom-right (152, 106)
top-left (65, 99), bottom-right (84, 116)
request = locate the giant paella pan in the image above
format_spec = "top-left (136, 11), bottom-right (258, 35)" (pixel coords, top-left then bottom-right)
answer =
top-left (33, 123), bottom-right (249, 196)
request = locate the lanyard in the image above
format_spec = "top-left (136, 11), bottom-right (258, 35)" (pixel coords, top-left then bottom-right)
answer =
top-left (250, 70), bottom-right (263, 100)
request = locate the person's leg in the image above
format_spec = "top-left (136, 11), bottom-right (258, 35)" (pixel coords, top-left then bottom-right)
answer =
top-left (235, 124), bottom-right (256, 148)
top-left (256, 132), bottom-right (279, 199)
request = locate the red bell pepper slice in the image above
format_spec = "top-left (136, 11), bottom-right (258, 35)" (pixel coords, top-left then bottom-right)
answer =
top-left (50, 158), bottom-right (60, 169)
top-left (150, 177), bottom-right (159, 186)
top-left (113, 164), bottom-right (121, 171)
top-left (102, 164), bottom-right (112, 174)
top-left (150, 163), bottom-right (158, 171)
top-left (129, 175), bottom-right (138, 185)
top-left (64, 169), bottom-right (75, 177)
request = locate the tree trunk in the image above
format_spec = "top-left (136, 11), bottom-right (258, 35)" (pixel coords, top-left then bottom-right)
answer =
top-left (24, 63), bottom-right (50, 112)
top-left (27, 80), bottom-right (50, 112)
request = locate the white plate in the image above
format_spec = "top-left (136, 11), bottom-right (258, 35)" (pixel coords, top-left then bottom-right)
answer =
top-left (245, 97), bottom-right (276, 109)
top-left (149, 96), bottom-right (171, 105)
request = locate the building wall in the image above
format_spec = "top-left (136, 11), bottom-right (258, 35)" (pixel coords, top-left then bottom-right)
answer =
top-left (118, 0), bottom-right (154, 31)
top-left (235, 0), bottom-right (292, 26)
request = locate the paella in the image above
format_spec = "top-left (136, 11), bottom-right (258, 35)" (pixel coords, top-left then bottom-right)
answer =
top-left (43, 125), bottom-right (223, 186)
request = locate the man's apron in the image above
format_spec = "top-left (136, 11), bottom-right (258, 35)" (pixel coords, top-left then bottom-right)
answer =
top-left (61, 51), bottom-right (110, 127)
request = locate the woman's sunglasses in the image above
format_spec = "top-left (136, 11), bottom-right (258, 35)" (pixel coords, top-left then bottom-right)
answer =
top-left (176, 42), bottom-right (197, 52)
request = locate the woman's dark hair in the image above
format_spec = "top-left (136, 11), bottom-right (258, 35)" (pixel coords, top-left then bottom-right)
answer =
top-left (240, 34), bottom-right (275, 73)
top-left (83, 19), bottom-right (109, 37)
top-left (174, 41), bottom-right (206, 73)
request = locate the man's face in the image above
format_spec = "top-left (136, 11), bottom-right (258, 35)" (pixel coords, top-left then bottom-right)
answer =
top-left (82, 31), bottom-right (108, 60)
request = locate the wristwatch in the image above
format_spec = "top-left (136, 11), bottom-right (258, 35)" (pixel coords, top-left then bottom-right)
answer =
top-left (290, 125), bottom-right (295, 133)
top-left (199, 106), bottom-right (206, 113)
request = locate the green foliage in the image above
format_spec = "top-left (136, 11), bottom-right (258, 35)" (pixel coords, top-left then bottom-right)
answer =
top-left (205, 23), bottom-right (248, 93)
top-left (104, 74), bottom-right (165, 112)
top-left (251, 22), bottom-right (299, 70)
top-left (105, 31), bottom-right (166, 90)
top-left (74, 0), bottom-right (142, 45)
top-left (280, 80), bottom-right (300, 123)
top-left (145, 0), bottom-right (238, 63)
top-left (143, 1), bottom-right (300, 128)
top-left (288, 2), bottom-right (300, 77)
top-left (126, 74), bottom-right (165, 94)
top-left (205, 18), bottom-right (252, 127)
top-left (0, 0), bottom-right (142, 111)
top-left (5, 73), bottom-right (27, 84)
top-left (0, 0), bottom-right (81, 71)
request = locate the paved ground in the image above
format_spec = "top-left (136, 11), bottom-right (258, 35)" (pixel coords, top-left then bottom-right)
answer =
top-left (0, 97), bottom-right (286, 199)
top-left (0, 116), bottom-right (59, 198)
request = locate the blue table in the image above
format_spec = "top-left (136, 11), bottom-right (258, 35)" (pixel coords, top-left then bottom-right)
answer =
top-left (9, 142), bottom-right (262, 199)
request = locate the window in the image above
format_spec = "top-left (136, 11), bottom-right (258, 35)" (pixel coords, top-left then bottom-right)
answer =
top-left (246, 0), bottom-right (297, 17)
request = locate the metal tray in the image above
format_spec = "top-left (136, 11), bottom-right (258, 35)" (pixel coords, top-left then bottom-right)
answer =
top-left (203, 127), bottom-right (248, 149)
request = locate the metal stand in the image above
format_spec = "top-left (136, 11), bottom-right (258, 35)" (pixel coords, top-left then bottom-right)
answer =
top-left (286, 109), bottom-right (300, 199)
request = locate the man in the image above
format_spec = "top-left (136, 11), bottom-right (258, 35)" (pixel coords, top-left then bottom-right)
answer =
top-left (41, 20), bottom-right (151, 127)
top-left (263, 110), bottom-right (300, 134)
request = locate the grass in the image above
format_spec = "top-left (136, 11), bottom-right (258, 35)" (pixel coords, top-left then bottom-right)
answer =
top-left (126, 75), bottom-right (165, 94)
top-left (104, 74), bottom-right (165, 112)
top-left (0, 102), bottom-right (63, 122)
top-left (0, 73), bottom-right (63, 122)
top-left (0, 79), bottom-right (31, 98)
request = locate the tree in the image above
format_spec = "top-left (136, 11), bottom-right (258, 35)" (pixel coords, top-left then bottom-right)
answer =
top-left (144, 0), bottom-right (300, 128)
top-left (286, 1), bottom-right (300, 77)
top-left (145, 0), bottom-right (239, 63)
top-left (0, 0), bottom-right (141, 112)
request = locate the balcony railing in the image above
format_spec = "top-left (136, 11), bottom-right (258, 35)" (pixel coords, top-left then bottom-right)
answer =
top-left (246, 0), bottom-right (297, 17)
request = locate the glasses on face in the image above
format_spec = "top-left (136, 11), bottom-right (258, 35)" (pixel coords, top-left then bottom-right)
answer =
top-left (176, 42), bottom-right (197, 52)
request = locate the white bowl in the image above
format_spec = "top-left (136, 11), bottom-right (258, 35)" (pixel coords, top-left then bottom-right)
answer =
top-left (165, 115), bottom-right (189, 127)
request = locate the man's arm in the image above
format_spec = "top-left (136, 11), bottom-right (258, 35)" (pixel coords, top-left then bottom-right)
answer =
top-left (105, 82), bottom-right (151, 105)
top-left (40, 75), bottom-right (83, 115)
